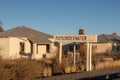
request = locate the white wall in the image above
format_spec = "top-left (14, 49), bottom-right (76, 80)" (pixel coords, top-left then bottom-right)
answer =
top-left (33, 44), bottom-right (46, 59)
top-left (50, 43), bottom-right (57, 53)
top-left (0, 38), bottom-right (9, 59)
top-left (9, 37), bottom-right (31, 59)
top-left (33, 43), bottom-right (57, 59)
top-left (37, 44), bottom-right (46, 54)
top-left (92, 42), bottom-right (112, 54)
top-left (0, 37), bottom-right (57, 60)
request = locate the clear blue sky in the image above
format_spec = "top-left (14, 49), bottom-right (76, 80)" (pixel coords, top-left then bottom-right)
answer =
top-left (0, 0), bottom-right (120, 35)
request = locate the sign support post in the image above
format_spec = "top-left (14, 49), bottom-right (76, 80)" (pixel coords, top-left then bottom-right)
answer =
top-left (59, 42), bottom-right (62, 64)
top-left (73, 42), bottom-right (76, 66)
top-left (90, 43), bottom-right (92, 71)
top-left (86, 42), bottom-right (90, 71)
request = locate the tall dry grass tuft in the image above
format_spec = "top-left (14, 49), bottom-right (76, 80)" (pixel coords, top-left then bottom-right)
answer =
top-left (52, 54), bottom-right (64, 74)
top-left (70, 65), bottom-right (77, 73)
top-left (12, 59), bottom-right (41, 80)
top-left (43, 66), bottom-right (52, 77)
top-left (42, 58), bottom-right (53, 77)
top-left (52, 52), bottom-right (77, 74)
top-left (0, 58), bottom-right (43, 80)
top-left (0, 59), bottom-right (14, 80)
top-left (95, 60), bottom-right (120, 70)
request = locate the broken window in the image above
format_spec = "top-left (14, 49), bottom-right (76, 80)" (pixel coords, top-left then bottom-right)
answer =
top-left (46, 44), bottom-right (50, 53)
top-left (20, 42), bottom-right (25, 52)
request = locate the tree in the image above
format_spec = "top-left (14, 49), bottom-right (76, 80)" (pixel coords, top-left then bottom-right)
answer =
top-left (0, 21), bottom-right (4, 32)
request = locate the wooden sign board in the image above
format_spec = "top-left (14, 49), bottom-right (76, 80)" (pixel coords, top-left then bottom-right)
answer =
top-left (54, 35), bottom-right (97, 42)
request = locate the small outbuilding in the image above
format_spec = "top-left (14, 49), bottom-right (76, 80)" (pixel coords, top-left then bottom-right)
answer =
top-left (93, 33), bottom-right (120, 54)
top-left (62, 33), bottom-right (120, 54)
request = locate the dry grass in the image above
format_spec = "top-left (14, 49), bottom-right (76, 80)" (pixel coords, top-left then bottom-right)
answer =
top-left (93, 53), bottom-right (120, 70)
top-left (43, 66), bottom-right (52, 77)
top-left (1, 52), bottom-right (120, 79)
top-left (52, 52), bottom-right (78, 74)
top-left (0, 58), bottom-right (43, 80)
top-left (95, 60), bottom-right (120, 70)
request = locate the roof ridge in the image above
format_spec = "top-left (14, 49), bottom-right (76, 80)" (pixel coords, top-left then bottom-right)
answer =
top-left (20, 26), bottom-right (53, 37)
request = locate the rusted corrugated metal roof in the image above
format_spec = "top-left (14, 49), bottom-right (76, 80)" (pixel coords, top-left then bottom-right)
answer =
top-left (0, 26), bottom-right (53, 44)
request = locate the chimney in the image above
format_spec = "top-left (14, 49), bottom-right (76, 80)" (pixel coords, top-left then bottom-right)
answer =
top-left (112, 32), bottom-right (117, 36)
top-left (79, 29), bottom-right (84, 35)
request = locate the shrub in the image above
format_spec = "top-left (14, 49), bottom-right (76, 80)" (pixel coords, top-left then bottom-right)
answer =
top-left (0, 58), bottom-right (42, 80)
top-left (0, 57), bottom-right (15, 80)
top-left (52, 57), bottom-right (64, 74)
top-left (0, 64), bottom-right (14, 80)
top-left (95, 60), bottom-right (120, 70)
top-left (12, 59), bottom-right (41, 80)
